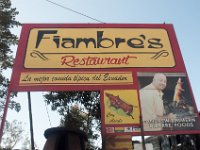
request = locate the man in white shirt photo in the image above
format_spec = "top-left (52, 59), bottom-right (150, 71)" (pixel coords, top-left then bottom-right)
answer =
top-left (139, 73), bottom-right (176, 131)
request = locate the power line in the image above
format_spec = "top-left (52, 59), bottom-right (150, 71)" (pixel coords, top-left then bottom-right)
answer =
top-left (44, 101), bottom-right (52, 127)
top-left (46, 0), bottom-right (105, 23)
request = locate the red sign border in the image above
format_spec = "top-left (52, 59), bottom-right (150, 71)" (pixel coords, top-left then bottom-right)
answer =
top-left (10, 23), bottom-right (185, 92)
top-left (9, 24), bottom-right (200, 136)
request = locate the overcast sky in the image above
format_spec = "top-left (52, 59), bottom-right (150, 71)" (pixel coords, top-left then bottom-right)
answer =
top-left (5, 0), bottom-right (200, 149)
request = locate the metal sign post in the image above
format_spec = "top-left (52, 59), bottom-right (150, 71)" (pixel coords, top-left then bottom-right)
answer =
top-left (27, 92), bottom-right (35, 150)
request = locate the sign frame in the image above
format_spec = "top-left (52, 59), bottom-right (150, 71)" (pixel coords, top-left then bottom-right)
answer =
top-left (8, 23), bottom-right (200, 137)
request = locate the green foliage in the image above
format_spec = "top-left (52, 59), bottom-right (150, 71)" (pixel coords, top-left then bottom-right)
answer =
top-left (44, 91), bottom-right (101, 119)
top-left (44, 91), bottom-right (101, 149)
top-left (0, 0), bottom-right (20, 68)
top-left (0, 0), bottom-right (21, 114)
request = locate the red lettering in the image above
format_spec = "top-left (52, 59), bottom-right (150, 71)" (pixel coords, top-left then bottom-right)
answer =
top-left (61, 55), bottom-right (76, 67)
top-left (60, 55), bottom-right (137, 67)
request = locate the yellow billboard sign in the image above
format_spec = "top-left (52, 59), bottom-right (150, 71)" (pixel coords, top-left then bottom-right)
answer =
top-left (104, 90), bottom-right (140, 125)
top-left (10, 24), bottom-right (200, 137)
top-left (24, 28), bottom-right (175, 68)
top-left (19, 72), bottom-right (133, 86)
top-left (105, 135), bottom-right (133, 150)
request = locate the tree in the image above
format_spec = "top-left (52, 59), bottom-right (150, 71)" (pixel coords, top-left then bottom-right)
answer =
top-left (0, 120), bottom-right (23, 149)
top-left (0, 0), bottom-right (21, 116)
top-left (20, 136), bottom-right (30, 150)
top-left (44, 91), bottom-right (101, 149)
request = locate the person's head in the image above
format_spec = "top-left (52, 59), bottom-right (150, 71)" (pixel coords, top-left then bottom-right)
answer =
top-left (152, 73), bottom-right (167, 91)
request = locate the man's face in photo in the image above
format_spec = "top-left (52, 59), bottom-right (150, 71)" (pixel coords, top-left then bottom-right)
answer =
top-left (153, 73), bottom-right (167, 91)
